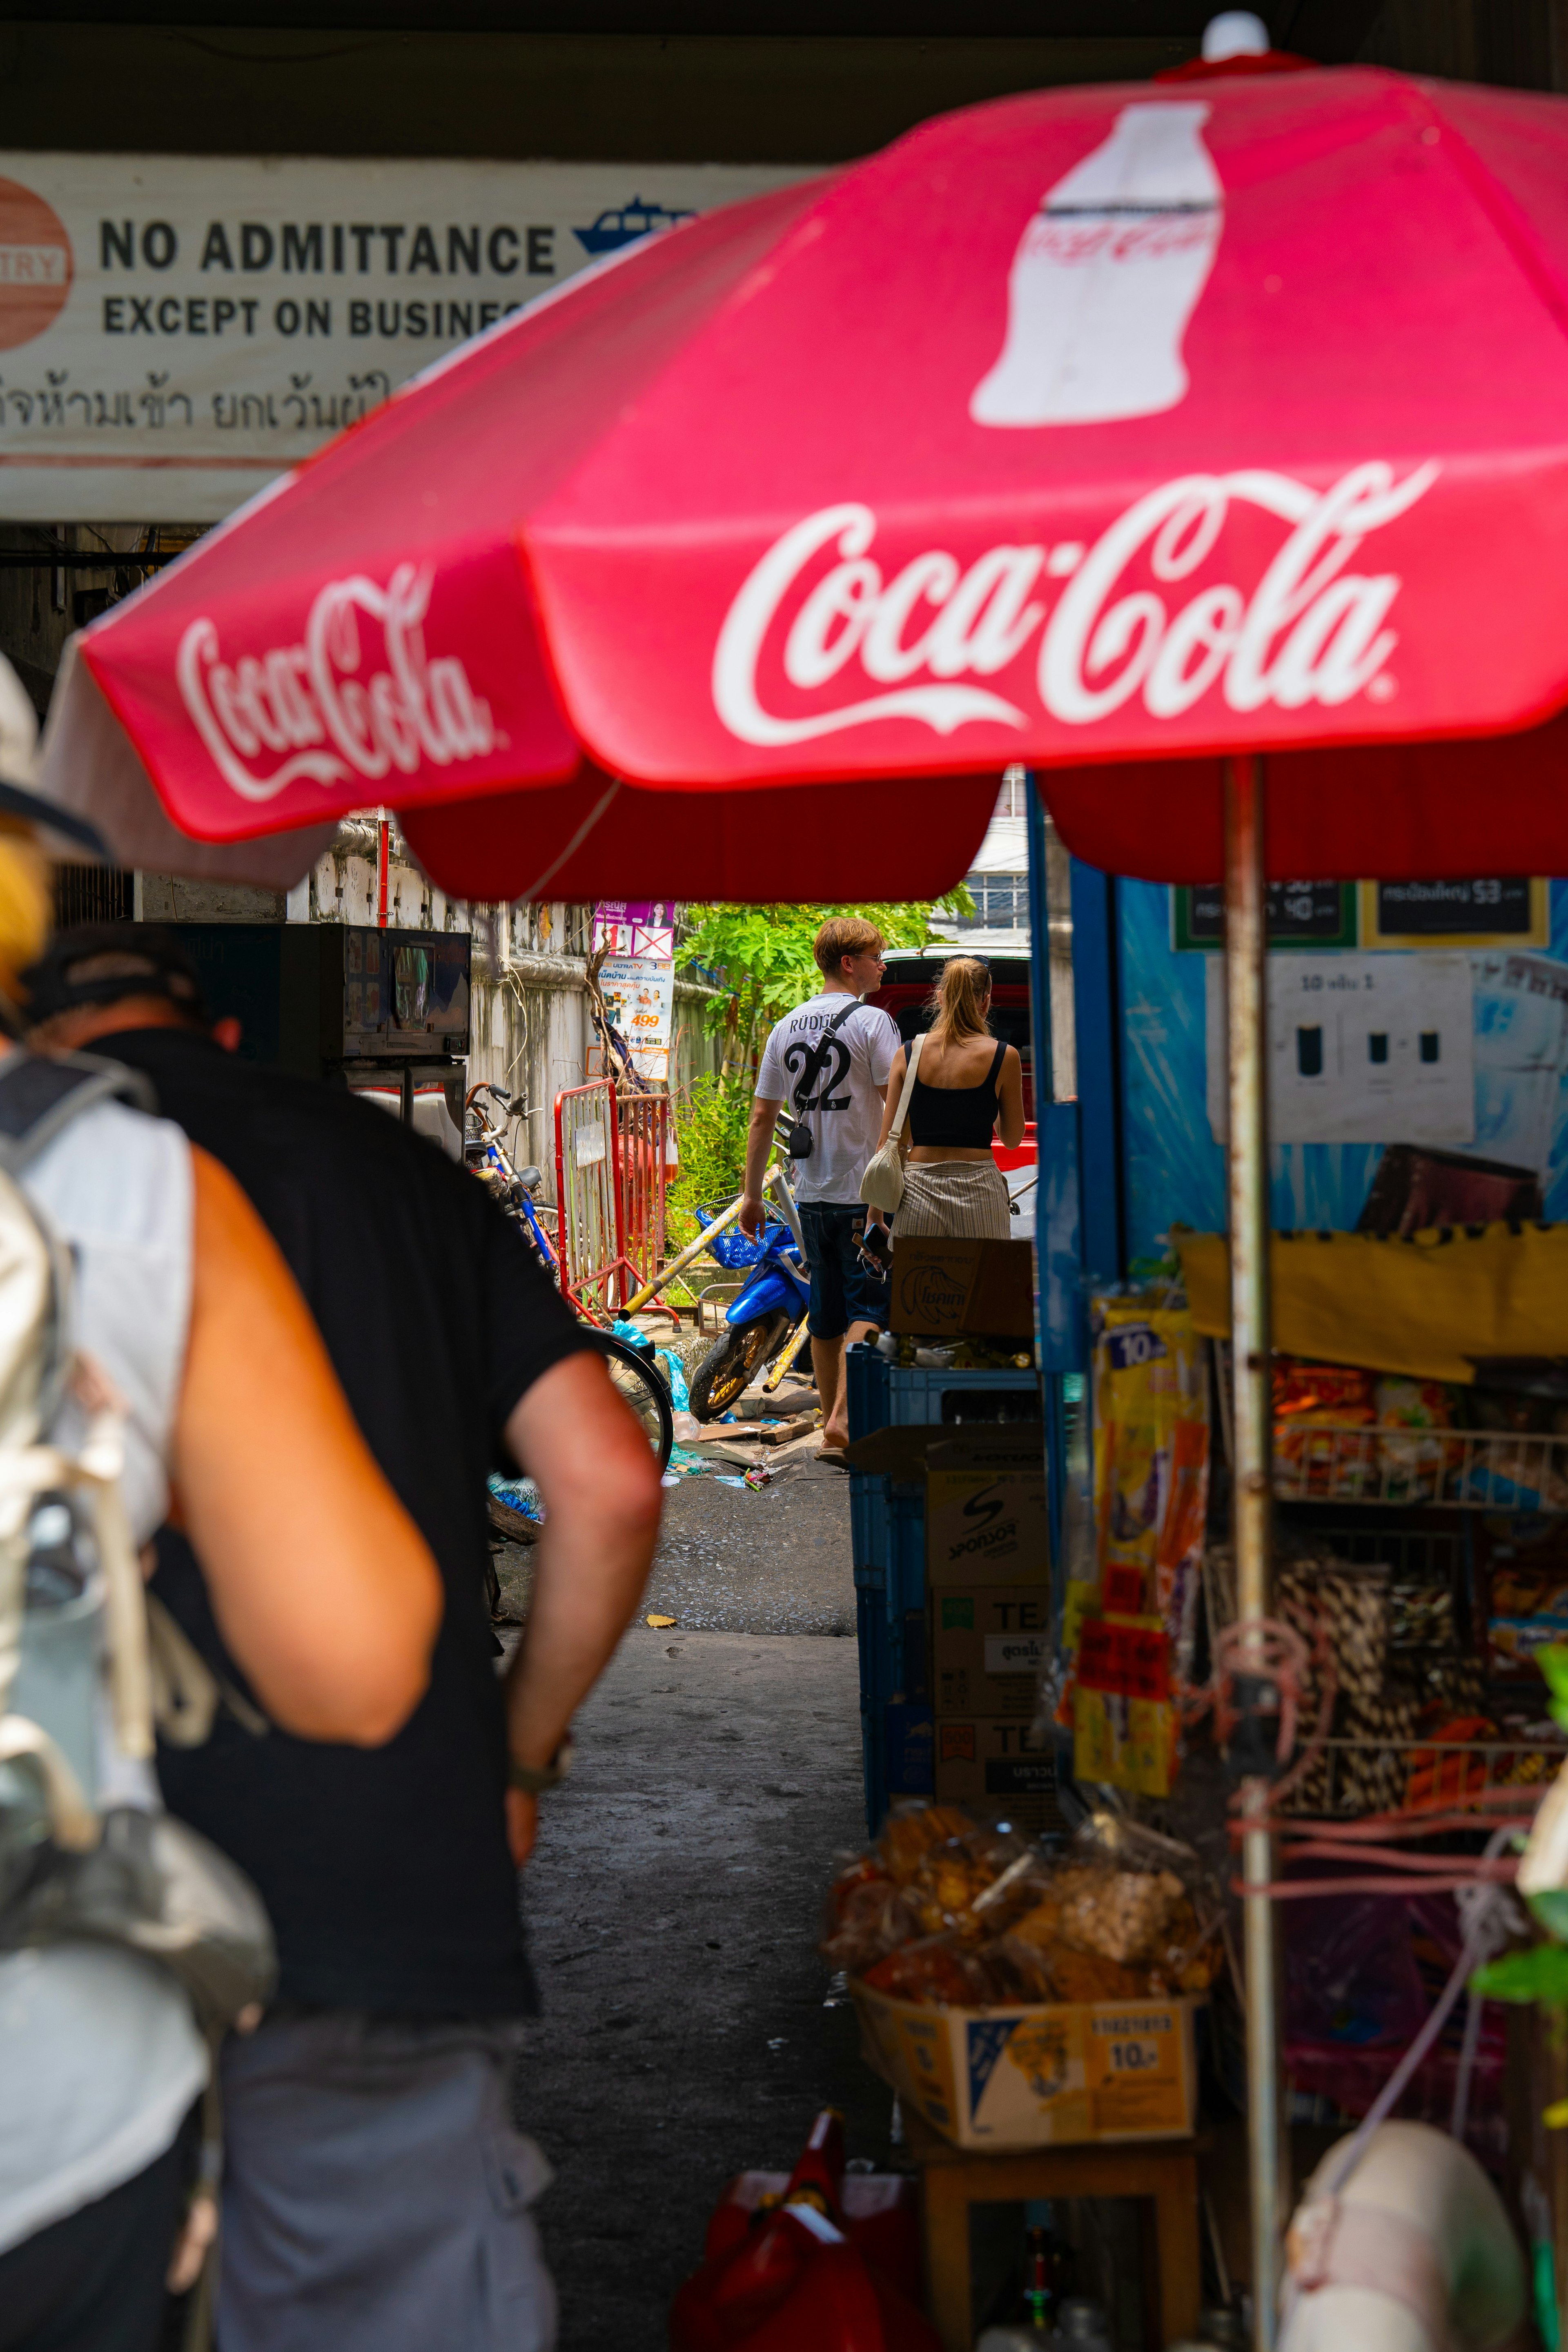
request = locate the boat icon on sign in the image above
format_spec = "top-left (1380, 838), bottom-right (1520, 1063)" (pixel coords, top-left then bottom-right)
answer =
top-left (573, 197), bottom-right (695, 255)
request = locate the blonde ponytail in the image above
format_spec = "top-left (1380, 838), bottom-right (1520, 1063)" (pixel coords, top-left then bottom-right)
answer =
top-left (926, 956), bottom-right (991, 1047)
top-left (0, 825), bottom-right (51, 1004)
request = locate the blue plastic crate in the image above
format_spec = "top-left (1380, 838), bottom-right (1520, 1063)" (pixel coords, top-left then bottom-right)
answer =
top-left (848, 1344), bottom-right (1042, 1833)
top-left (856, 1591), bottom-right (933, 1835)
top-left (848, 1343), bottom-right (1040, 1432)
top-left (849, 1470), bottom-right (886, 1573)
top-left (886, 1482), bottom-right (926, 1615)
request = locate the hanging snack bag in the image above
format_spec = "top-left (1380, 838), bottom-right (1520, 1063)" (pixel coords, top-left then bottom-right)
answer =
top-left (1090, 1299), bottom-right (1210, 1675)
top-left (1071, 1612), bottom-right (1177, 1797)
top-left (1374, 1376), bottom-right (1461, 1503)
top-left (1272, 1357), bottom-right (1377, 1501)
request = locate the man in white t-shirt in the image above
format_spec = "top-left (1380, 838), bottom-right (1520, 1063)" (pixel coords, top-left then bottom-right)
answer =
top-left (740, 919), bottom-right (899, 1456)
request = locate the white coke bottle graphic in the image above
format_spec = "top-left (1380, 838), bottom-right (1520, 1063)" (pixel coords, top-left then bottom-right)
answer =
top-left (971, 101), bottom-right (1223, 429)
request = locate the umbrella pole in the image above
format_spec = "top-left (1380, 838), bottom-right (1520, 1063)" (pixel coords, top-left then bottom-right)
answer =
top-left (1224, 751), bottom-right (1285, 2351)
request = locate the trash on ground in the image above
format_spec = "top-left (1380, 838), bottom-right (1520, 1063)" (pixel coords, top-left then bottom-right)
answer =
top-left (646, 1613), bottom-right (678, 1628)
top-left (664, 1443), bottom-right (717, 1478)
top-left (755, 1412), bottom-right (818, 1448)
top-left (487, 1472), bottom-right (545, 1540)
top-left (744, 1465), bottom-right (772, 1489)
top-left (488, 1471), bottom-right (543, 1517)
top-left (657, 1348), bottom-right (692, 1410)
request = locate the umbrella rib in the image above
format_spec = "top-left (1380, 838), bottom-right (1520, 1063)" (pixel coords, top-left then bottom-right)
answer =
top-left (510, 778), bottom-right (622, 903)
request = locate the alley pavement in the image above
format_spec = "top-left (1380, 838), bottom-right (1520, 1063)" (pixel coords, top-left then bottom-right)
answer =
top-left (494, 1466), bottom-right (899, 2346)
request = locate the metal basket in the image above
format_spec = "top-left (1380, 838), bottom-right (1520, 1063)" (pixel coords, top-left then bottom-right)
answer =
top-left (1271, 1423), bottom-right (1568, 1513)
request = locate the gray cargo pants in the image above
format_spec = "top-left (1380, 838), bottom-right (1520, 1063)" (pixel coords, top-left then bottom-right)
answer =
top-left (217, 2011), bottom-right (555, 2352)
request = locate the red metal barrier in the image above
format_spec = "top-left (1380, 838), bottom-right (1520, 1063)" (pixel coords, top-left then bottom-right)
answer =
top-left (555, 1079), bottom-right (622, 1319)
top-left (618, 1091), bottom-right (674, 1320)
top-left (553, 1080), bottom-right (678, 1323)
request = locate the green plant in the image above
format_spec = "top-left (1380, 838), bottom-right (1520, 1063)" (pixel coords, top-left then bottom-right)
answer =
top-left (665, 1072), bottom-right (755, 1256)
top-left (677, 895), bottom-right (973, 1083)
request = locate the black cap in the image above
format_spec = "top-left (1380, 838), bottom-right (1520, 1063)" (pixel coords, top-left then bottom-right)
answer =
top-left (20, 924), bottom-right (209, 1026)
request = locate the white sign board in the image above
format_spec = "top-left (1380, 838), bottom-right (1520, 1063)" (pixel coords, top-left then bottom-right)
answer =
top-left (1469, 949), bottom-right (1568, 1180)
top-left (0, 155), bottom-right (805, 521)
top-left (1206, 952), bottom-right (1475, 1145)
top-left (600, 955), bottom-right (675, 1084)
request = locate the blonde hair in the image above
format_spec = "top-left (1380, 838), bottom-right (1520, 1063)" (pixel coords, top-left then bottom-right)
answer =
top-left (814, 915), bottom-right (884, 979)
top-left (926, 956), bottom-right (991, 1047)
top-left (0, 825), bottom-right (50, 1004)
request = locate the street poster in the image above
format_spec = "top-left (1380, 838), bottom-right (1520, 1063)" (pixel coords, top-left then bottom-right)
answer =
top-left (599, 954), bottom-right (674, 1084)
top-left (592, 900), bottom-right (675, 961)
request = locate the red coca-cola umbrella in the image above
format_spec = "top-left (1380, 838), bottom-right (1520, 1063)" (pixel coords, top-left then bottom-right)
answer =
top-left (38, 60), bottom-right (1568, 898)
top-left (35, 60), bottom-right (1568, 2342)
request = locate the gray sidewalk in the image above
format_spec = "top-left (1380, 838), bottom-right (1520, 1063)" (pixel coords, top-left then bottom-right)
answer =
top-left (514, 1624), bottom-right (898, 2348)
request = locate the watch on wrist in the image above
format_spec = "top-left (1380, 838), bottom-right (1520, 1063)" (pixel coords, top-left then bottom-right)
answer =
top-left (508, 1738), bottom-right (573, 1795)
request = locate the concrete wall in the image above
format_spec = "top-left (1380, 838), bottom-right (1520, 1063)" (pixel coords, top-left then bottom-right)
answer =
top-left (137, 818), bottom-right (723, 1185)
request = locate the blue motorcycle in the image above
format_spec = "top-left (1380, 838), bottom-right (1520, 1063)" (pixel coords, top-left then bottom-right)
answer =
top-left (688, 1212), bottom-right (812, 1421)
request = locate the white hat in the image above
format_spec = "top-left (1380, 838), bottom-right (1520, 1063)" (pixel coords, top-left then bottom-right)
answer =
top-left (0, 653), bottom-right (106, 856)
top-left (0, 655), bottom-right (38, 793)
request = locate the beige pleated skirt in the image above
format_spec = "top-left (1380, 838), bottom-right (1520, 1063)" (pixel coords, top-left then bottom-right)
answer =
top-left (893, 1158), bottom-right (1011, 1241)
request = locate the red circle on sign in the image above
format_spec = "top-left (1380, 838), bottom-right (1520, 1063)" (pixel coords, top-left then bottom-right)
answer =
top-left (0, 179), bottom-right (72, 350)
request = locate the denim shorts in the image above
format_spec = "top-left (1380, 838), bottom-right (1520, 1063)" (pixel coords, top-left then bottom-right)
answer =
top-left (798, 1203), bottom-right (891, 1340)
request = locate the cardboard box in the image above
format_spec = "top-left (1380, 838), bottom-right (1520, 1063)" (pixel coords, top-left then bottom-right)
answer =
top-left (889, 1238), bottom-right (1035, 1339)
top-left (926, 1461), bottom-right (1049, 1585)
top-left (933, 1715), bottom-right (1063, 1834)
top-left (930, 1587), bottom-right (1051, 1718)
top-left (851, 1979), bottom-right (1200, 2149)
top-left (843, 1427), bottom-right (1050, 1588)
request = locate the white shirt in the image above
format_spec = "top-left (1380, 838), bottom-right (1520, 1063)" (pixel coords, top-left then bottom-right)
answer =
top-left (0, 1095), bottom-right (207, 2258)
top-left (755, 992), bottom-right (898, 1205)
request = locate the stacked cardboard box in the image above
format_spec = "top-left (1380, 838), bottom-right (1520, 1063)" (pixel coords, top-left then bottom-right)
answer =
top-left (925, 1437), bottom-right (1060, 1834)
top-left (845, 1414), bottom-right (1060, 1831)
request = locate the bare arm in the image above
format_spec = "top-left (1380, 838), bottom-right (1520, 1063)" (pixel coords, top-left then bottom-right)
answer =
top-left (172, 1149), bottom-right (443, 1746)
top-left (501, 1350), bottom-right (665, 1864)
top-left (739, 1095), bottom-right (780, 1239)
top-left (873, 1047), bottom-right (906, 1156)
top-left (997, 1045), bottom-right (1027, 1149)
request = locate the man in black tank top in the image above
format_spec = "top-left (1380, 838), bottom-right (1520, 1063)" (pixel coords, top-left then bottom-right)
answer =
top-left (22, 926), bottom-right (664, 2352)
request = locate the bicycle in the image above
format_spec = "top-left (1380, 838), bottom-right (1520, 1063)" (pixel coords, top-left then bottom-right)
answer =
top-left (463, 1082), bottom-right (675, 1472)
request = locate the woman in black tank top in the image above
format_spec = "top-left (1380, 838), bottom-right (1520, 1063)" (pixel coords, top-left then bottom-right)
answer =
top-left (870, 956), bottom-right (1026, 1242)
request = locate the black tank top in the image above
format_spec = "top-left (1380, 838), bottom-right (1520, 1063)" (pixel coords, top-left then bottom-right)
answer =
top-left (908, 1038), bottom-right (1007, 1149)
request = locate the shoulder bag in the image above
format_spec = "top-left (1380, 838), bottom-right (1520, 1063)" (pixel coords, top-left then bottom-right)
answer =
top-left (859, 1031), bottom-right (924, 1214)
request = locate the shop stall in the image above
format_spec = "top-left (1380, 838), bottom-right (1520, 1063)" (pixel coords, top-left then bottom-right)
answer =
top-left (35, 51), bottom-right (1568, 2350)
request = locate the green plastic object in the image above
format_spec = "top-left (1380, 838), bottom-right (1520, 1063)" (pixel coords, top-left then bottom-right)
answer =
top-left (1471, 1944), bottom-right (1568, 2006)
top-left (1537, 1643), bottom-right (1568, 1735)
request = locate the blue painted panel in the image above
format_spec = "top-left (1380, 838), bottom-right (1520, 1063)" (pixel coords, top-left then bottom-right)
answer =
top-left (1037, 1101), bottom-right (1085, 1374)
top-left (1118, 875), bottom-right (1568, 1261)
top-left (1070, 858), bottom-right (1124, 1283)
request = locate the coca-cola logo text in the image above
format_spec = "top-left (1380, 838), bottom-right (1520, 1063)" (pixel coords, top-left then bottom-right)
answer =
top-left (177, 564), bottom-right (497, 803)
top-left (712, 461), bottom-right (1441, 748)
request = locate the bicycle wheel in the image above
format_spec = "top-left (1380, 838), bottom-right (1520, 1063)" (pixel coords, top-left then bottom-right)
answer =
top-left (590, 1332), bottom-right (675, 1472)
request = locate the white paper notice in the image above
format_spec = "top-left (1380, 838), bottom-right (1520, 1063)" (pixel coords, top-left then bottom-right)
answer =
top-left (1206, 952), bottom-right (1475, 1145)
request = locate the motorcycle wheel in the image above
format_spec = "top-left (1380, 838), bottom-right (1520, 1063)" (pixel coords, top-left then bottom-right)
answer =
top-left (688, 1313), bottom-right (788, 1422)
top-left (588, 1332), bottom-right (675, 1471)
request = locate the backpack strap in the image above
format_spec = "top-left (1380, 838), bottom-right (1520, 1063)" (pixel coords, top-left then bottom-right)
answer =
top-left (0, 1050), bottom-right (158, 1175)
